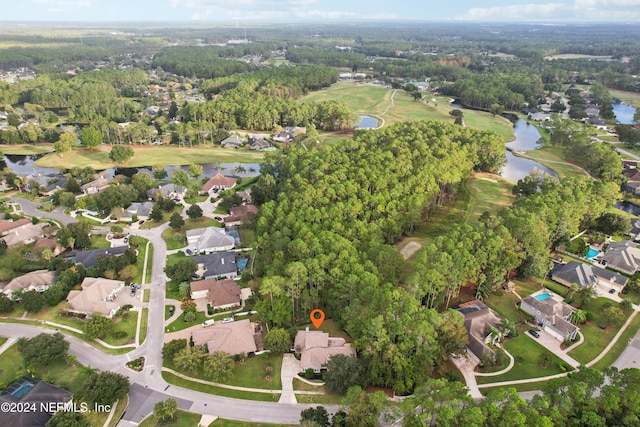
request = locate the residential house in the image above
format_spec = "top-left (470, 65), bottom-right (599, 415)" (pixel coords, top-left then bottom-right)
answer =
top-left (0, 218), bottom-right (32, 237)
top-left (33, 237), bottom-right (63, 257)
top-left (455, 300), bottom-right (502, 362)
top-left (24, 174), bottom-right (67, 196)
top-left (0, 377), bottom-right (73, 427)
top-left (551, 260), bottom-right (628, 292)
top-left (220, 135), bottom-right (245, 149)
top-left (142, 105), bottom-right (161, 117)
top-left (272, 131), bottom-right (292, 143)
top-left (247, 138), bottom-right (273, 151)
top-left (193, 251), bottom-right (238, 279)
top-left (66, 277), bottom-right (126, 318)
top-left (64, 246), bottom-right (129, 268)
top-left (630, 218), bottom-right (640, 241)
top-left (190, 278), bottom-right (242, 310)
top-left (601, 240), bottom-right (640, 275)
top-left (223, 205), bottom-right (258, 226)
top-left (200, 173), bottom-right (237, 195)
top-left (520, 292), bottom-right (578, 341)
top-left (0, 222), bottom-right (47, 247)
top-left (294, 329), bottom-right (356, 373)
top-left (623, 164), bottom-right (640, 195)
top-left (191, 318), bottom-right (258, 356)
top-left (146, 183), bottom-right (186, 200)
top-left (529, 112), bottom-right (551, 122)
top-left (80, 177), bottom-right (111, 195)
top-left (186, 227), bottom-right (235, 254)
top-left (237, 189), bottom-right (252, 204)
top-left (1, 270), bottom-right (57, 297)
top-left (121, 201), bottom-right (155, 221)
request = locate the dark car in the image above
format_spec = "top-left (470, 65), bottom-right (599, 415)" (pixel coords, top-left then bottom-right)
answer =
top-left (138, 220), bottom-right (145, 225)
top-left (214, 216), bottom-right (223, 221)
top-left (528, 329), bottom-right (540, 338)
top-left (609, 288), bottom-right (616, 294)
top-left (186, 249), bottom-right (193, 255)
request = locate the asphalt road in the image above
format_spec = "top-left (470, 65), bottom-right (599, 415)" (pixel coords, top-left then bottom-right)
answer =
top-left (10, 197), bottom-right (78, 225)
top-left (613, 329), bottom-right (640, 370)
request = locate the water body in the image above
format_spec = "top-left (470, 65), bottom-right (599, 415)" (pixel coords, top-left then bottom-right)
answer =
top-left (0, 153), bottom-right (261, 180)
top-left (355, 115), bottom-right (378, 129)
top-left (613, 101), bottom-right (636, 125)
top-left (501, 117), bottom-right (557, 183)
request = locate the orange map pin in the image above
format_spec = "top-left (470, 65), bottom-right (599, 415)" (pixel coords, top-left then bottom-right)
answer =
top-left (310, 309), bottom-right (325, 329)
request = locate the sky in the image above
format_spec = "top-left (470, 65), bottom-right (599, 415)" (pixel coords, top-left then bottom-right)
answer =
top-left (2, 0), bottom-right (640, 22)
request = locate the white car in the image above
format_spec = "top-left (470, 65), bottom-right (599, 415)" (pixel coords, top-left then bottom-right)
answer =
top-left (222, 317), bottom-right (234, 324)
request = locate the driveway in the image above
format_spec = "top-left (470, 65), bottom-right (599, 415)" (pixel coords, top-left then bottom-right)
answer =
top-left (279, 354), bottom-right (300, 404)
top-left (11, 197), bottom-right (78, 225)
top-left (525, 329), bottom-right (580, 368)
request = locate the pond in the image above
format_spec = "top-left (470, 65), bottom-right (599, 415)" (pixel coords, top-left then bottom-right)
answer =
top-left (501, 117), bottom-right (557, 183)
top-left (355, 115), bottom-right (379, 129)
top-left (613, 101), bottom-right (636, 125)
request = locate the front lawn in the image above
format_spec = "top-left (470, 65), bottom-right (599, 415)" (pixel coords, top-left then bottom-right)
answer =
top-left (102, 310), bottom-right (138, 346)
top-left (226, 353), bottom-right (282, 390)
top-left (567, 298), bottom-right (629, 364)
top-left (590, 312), bottom-right (640, 370)
top-left (162, 227), bottom-right (186, 250)
top-left (161, 372), bottom-right (280, 402)
top-left (165, 304), bottom-right (175, 320)
top-left (139, 308), bottom-right (149, 344)
top-left (25, 303), bottom-right (86, 330)
top-left (89, 234), bottom-right (111, 249)
top-left (0, 344), bottom-right (24, 388)
top-left (165, 310), bottom-right (207, 332)
top-left (139, 409), bottom-right (202, 427)
top-left (476, 333), bottom-right (569, 384)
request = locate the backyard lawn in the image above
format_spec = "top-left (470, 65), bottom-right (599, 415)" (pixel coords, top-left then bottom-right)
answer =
top-left (567, 298), bottom-right (630, 364)
top-left (465, 173), bottom-right (515, 226)
top-left (483, 291), bottom-right (528, 323)
top-left (476, 332), bottom-right (569, 384)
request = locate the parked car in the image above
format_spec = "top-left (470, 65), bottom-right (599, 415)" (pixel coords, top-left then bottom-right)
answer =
top-left (191, 273), bottom-right (200, 279)
top-left (214, 216), bottom-right (223, 221)
top-left (138, 220), bottom-right (145, 225)
top-left (528, 329), bottom-right (540, 338)
top-left (202, 319), bottom-right (215, 327)
top-left (222, 317), bottom-right (234, 324)
top-left (186, 249), bottom-right (193, 255)
top-left (609, 288), bottom-right (616, 294)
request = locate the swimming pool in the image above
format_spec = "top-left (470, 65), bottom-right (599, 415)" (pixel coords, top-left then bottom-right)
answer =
top-left (586, 247), bottom-right (601, 259)
top-left (535, 292), bottom-right (553, 301)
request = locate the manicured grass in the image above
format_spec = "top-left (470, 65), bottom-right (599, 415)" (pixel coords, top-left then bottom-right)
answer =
top-left (134, 237), bottom-right (150, 284)
top-left (238, 228), bottom-right (255, 247)
top-left (620, 289), bottom-right (640, 305)
top-left (90, 234), bottom-right (111, 249)
top-left (483, 291), bottom-right (528, 323)
top-left (140, 204), bottom-right (183, 230)
top-left (590, 312), bottom-right (640, 370)
top-left (102, 311), bottom-right (138, 346)
top-left (140, 409), bottom-right (202, 427)
top-left (318, 133), bottom-right (351, 147)
top-left (292, 377), bottom-right (325, 391)
top-left (298, 319), bottom-right (351, 343)
top-left (225, 353), bottom-right (282, 390)
top-left (0, 344), bottom-right (24, 388)
top-left (165, 304), bottom-right (175, 321)
top-left (210, 419), bottom-right (295, 427)
top-left (161, 371), bottom-right (280, 401)
top-left (107, 396), bottom-right (128, 427)
top-left (144, 243), bottom-right (154, 284)
top-left (295, 394), bottom-right (343, 404)
top-left (143, 289), bottom-right (150, 303)
top-left (513, 278), bottom-right (543, 297)
top-left (0, 243), bottom-right (47, 281)
top-left (25, 303), bottom-right (85, 330)
top-left (476, 333), bottom-right (568, 384)
top-left (0, 144), bottom-right (54, 155)
top-left (465, 173), bottom-right (515, 226)
top-left (184, 195), bottom-right (208, 204)
top-left (35, 145), bottom-right (264, 169)
top-left (518, 147), bottom-right (589, 179)
top-left (162, 227), bottom-right (186, 250)
top-left (567, 298), bottom-right (629, 364)
top-left (0, 337), bottom-right (6, 347)
top-left (139, 308), bottom-right (149, 344)
top-left (609, 88), bottom-right (640, 109)
top-left (165, 311), bottom-right (207, 332)
top-left (301, 82), bottom-right (514, 140)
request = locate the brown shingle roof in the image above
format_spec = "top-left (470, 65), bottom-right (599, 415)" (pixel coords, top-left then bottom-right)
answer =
top-left (190, 278), bottom-right (241, 308)
top-left (191, 318), bottom-right (257, 356)
top-left (201, 173), bottom-right (237, 193)
top-left (0, 218), bottom-right (31, 235)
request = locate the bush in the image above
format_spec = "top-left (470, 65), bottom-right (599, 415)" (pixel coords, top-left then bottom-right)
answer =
top-left (112, 330), bottom-right (128, 339)
top-left (304, 368), bottom-right (315, 379)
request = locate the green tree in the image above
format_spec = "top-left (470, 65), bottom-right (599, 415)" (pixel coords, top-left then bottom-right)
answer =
top-left (179, 281), bottom-right (191, 299)
top-left (174, 345), bottom-right (205, 372)
top-left (153, 398), bottom-right (178, 423)
top-left (79, 126), bottom-right (102, 148)
top-left (54, 131), bottom-right (75, 157)
top-left (19, 332), bottom-right (69, 367)
top-left (0, 293), bottom-right (15, 313)
top-left (21, 290), bottom-right (46, 312)
top-left (186, 204), bottom-right (203, 219)
top-left (109, 145), bottom-right (134, 164)
top-left (162, 339), bottom-right (187, 363)
top-left (82, 371), bottom-right (130, 405)
top-left (324, 355), bottom-right (368, 395)
top-left (180, 299), bottom-right (197, 313)
top-left (593, 212), bottom-right (632, 236)
top-left (48, 411), bottom-right (90, 427)
top-left (172, 169), bottom-right (189, 187)
top-left (343, 386), bottom-right (387, 427)
top-left (152, 164), bottom-right (168, 179)
top-left (571, 309), bottom-right (587, 325)
top-left (169, 212), bottom-right (185, 229)
top-left (84, 314), bottom-right (114, 340)
top-left (203, 351), bottom-right (234, 381)
top-left (150, 204), bottom-right (163, 221)
top-left (165, 259), bottom-right (197, 283)
top-left (300, 406), bottom-right (330, 427)
top-left (262, 328), bottom-right (291, 353)
top-left (58, 191), bottom-right (76, 208)
top-left (189, 163), bottom-right (203, 178)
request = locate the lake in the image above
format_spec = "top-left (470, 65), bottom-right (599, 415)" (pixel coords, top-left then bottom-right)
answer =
top-left (500, 117), bottom-right (557, 183)
top-left (355, 115), bottom-right (378, 129)
top-left (613, 101), bottom-right (636, 125)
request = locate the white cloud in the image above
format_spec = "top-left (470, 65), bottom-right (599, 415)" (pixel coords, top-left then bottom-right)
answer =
top-left (456, 3), bottom-right (567, 21)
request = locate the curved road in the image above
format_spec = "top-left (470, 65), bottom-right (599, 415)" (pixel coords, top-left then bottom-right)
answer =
top-left (1, 202), bottom-right (336, 425)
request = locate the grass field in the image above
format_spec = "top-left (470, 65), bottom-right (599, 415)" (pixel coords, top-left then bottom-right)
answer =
top-left (519, 147), bottom-right (590, 179)
top-left (25, 303), bottom-right (85, 330)
top-left (161, 371), bottom-right (280, 402)
top-left (0, 144), bottom-right (55, 155)
top-left (139, 410), bottom-right (202, 427)
top-left (210, 419), bottom-right (295, 427)
top-left (590, 312), bottom-right (640, 370)
top-left (609, 88), bottom-right (640, 108)
top-left (103, 310), bottom-right (138, 346)
top-left (465, 173), bottom-right (515, 226)
top-left (476, 332), bottom-right (569, 384)
top-left (302, 82), bottom-right (515, 140)
top-left (0, 344), bottom-right (24, 388)
top-left (34, 145), bottom-right (264, 169)
top-left (483, 291), bottom-right (529, 323)
top-left (567, 298), bottom-right (628, 364)
top-left (165, 310), bottom-right (207, 332)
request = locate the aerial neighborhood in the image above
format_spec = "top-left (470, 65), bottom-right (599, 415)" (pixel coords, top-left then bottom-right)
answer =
top-left (2, 13), bottom-right (640, 427)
